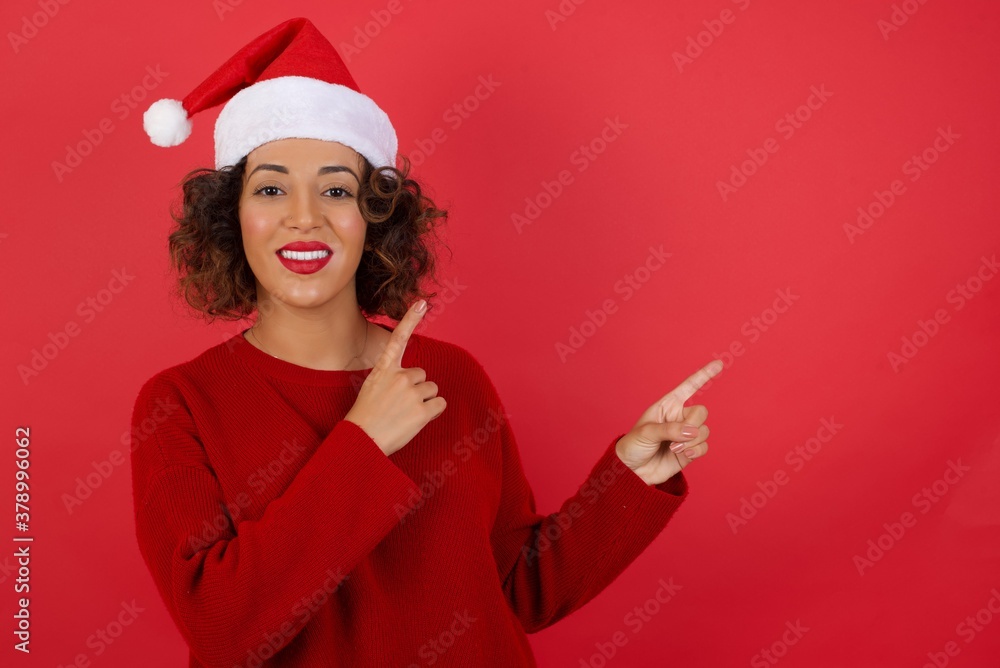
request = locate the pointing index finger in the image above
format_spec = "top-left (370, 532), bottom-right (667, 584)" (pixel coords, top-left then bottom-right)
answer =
top-left (657, 359), bottom-right (724, 423)
top-left (671, 359), bottom-right (723, 403)
top-left (378, 300), bottom-right (426, 370)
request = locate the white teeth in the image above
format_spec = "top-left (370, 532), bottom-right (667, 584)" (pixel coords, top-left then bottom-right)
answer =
top-left (279, 249), bottom-right (331, 261)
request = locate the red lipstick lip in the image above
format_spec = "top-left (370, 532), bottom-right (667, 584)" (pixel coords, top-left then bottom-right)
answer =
top-left (276, 251), bottom-right (333, 275)
top-left (275, 241), bottom-right (334, 275)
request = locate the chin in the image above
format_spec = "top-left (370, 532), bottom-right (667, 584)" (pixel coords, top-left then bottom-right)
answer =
top-left (266, 279), bottom-right (342, 306)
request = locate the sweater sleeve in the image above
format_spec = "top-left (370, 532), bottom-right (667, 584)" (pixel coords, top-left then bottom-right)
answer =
top-left (129, 374), bottom-right (422, 668)
top-left (485, 384), bottom-right (689, 634)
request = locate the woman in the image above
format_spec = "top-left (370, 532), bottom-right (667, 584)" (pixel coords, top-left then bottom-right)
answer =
top-left (131, 16), bottom-right (721, 668)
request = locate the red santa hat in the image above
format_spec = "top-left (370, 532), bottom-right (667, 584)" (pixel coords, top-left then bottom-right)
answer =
top-left (142, 17), bottom-right (397, 171)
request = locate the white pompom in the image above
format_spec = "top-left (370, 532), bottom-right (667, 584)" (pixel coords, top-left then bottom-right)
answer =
top-left (143, 98), bottom-right (192, 147)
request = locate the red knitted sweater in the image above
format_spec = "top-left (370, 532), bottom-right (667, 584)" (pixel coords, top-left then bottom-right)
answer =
top-left (129, 322), bottom-right (689, 667)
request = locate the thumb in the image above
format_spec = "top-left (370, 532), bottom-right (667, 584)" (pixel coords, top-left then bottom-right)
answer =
top-left (633, 420), bottom-right (699, 448)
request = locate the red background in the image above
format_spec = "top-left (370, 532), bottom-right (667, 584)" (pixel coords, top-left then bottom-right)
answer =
top-left (3, 0), bottom-right (999, 666)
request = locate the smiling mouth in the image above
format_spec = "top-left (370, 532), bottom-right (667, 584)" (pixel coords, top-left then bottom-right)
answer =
top-left (275, 248), bottom-right (334, 275)
top-left (278, 249), bottom-right (332, 260)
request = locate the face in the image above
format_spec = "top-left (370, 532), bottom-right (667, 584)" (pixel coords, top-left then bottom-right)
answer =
top-left (238, 138), bottom-right (367, 311)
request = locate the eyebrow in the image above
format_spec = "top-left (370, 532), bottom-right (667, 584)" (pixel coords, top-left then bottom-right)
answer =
top-left (247, 163), bottom-right (360, 183)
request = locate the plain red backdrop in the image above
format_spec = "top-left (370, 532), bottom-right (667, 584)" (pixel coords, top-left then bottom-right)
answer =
top-left (3, 0), bottom-right (999, 666)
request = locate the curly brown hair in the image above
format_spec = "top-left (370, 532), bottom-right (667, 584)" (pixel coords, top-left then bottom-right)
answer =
top-left (166, 153), bottom-right (450, 323)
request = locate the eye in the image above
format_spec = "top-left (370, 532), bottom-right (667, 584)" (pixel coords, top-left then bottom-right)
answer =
top-left (325, 186), bottom-right (353, 198)
top-left (252, 184), bottom-right (283, 197)
top-left (250, 184), bottom-right (353, 198)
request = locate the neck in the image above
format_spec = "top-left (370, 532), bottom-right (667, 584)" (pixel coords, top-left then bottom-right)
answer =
top-left (246, 291), bottom-right (375, 371)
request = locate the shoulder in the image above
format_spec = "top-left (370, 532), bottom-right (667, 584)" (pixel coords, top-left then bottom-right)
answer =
top-left (405, 326), bottom-right (484, 373)
top-left (130, 338), bottom-right (240, 475)
top-left (130, 336), bottom-right (240, 424)
top-left (407, 329), bottom-right (502, 405)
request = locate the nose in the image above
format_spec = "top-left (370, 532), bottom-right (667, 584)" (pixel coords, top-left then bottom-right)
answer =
top-left (285, 188), bottom-right (323, 231)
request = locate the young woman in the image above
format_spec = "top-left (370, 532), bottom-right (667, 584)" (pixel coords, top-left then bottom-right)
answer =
top-left (131, 16), bottom-right (721, 668)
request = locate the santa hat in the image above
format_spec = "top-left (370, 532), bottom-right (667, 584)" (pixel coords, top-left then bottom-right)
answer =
top-left (142, 17), bottom-right (397, 171)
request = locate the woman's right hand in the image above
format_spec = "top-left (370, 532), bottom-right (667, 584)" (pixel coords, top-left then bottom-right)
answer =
top-left (344, 300), bottom-right (447, 456)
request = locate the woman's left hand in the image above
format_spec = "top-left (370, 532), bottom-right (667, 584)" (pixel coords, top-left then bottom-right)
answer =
top-left (615, 360), bottom-right (724, 486)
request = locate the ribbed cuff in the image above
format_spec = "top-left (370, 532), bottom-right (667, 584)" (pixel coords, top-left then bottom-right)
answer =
top-left (283, 419), bottom-right (422, 522)
top-left (582, 434), bottom-right (689, 525)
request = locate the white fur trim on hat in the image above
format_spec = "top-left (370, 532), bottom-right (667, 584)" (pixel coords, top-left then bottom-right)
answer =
top-left (213, 75), bottom-right (397, 171)
top-left (143, 98), bottom-right (193, 147)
